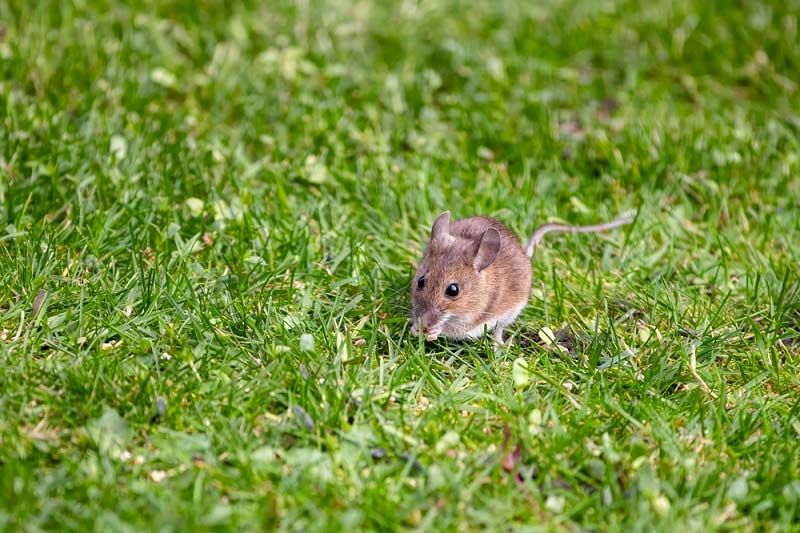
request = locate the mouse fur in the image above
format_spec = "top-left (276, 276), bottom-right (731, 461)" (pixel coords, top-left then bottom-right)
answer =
top-left (410, 211), bottom-right (531, 343)
top-left (410, 210), bottom-right (634, 344)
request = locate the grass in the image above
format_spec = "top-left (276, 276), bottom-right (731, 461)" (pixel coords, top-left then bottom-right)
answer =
top-left (1, 0), bottom-right (799, 530)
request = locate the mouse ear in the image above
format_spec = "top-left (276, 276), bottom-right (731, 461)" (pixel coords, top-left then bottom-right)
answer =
top-left (473, 227), bottom-right (501, 271)
top-left (430, 211), bottom-right (451, 242)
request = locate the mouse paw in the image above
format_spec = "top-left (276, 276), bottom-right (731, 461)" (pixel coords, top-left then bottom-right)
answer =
top-left (492, 328), bottom-right (509, 349)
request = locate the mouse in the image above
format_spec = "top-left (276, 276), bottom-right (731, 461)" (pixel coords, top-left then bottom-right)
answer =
top-left (409, 210), bottom-right (634, 344)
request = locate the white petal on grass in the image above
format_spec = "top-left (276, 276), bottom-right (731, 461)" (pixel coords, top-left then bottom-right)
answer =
top-left (149, 470), bottom-right (167, 483)
top-left (336, 330), bottom-right (349, 362)
top-left (512, 357), bottom-right (532, 389)
top-left (110, 135), bottom-right (127, 160)
top-left (300, 333), bottom-right (315, 352)
top-left (782, 480), bottom-right (800, 501)
top-left (304, 155), bottom-right (329, 184)
top-left (538, 327), bottom-right (556, 346)
top-left (527, 409), bottom-right (543, 436)
top-left (185, 197), bottom-right (205, 217)
top-left (151, 67), bottom-right (177, 88)
top-left (569, 196), bottom-right (592, 215)
top-left (651, 494), bottom-right (671, 516)
top-left (727, 476), bottom-right (748, 502)
top-left (100, 340), bottom-right (123, 350)
top-left (545, 495), bottom-right (566, 513)
top-left (485, 56), bottom-right (505, 81)
top-left (477, 146), bottom-right (495, 160)
top-left (638, 323), bottom-right (652, 343)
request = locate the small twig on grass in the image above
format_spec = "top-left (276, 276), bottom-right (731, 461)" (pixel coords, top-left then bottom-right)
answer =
top-left (689, 343), bottom-right (717, 399)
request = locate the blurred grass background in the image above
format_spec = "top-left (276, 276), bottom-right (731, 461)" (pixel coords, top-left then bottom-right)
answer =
top-left (1, 0), bottom-right (799, 530)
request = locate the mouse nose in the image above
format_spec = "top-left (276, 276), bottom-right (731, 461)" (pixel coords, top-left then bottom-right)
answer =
top-left (411, 310), bottom-right (440, 338)
top-left (410, 320), bottom-right (433, 337)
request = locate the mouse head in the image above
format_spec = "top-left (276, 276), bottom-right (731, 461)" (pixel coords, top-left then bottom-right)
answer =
top-left (410, 211), bottom-right (501, 340)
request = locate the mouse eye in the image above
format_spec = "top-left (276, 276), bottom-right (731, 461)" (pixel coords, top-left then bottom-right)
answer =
top-left (417, 276), bottom-right (425, 289)
top-left (445, 284), bottom-right (459, 297)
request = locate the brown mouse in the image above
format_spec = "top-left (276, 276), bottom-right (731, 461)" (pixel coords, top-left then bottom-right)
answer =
top-left (409, 211), bottom-right (634, 344)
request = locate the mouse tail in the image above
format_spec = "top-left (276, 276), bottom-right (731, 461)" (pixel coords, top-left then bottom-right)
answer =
top-left (525, 210), bottom-right (636, 257)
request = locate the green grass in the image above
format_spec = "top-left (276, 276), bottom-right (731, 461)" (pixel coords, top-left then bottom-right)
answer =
top-left (1, 0), bottom-right (800, 530)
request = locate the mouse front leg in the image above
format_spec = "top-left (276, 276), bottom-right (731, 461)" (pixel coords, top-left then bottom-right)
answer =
top-left (492, 327), bottom-right (507, 346)
top-left (490, 303), bottom-right (526, 348)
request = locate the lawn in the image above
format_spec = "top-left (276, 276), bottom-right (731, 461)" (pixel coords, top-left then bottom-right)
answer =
top-left (1, 0), bottom-right (799, 530)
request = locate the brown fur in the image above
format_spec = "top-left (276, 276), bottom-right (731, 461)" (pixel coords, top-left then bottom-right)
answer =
top-left (410, 212), bottom-right (531, 340)
top-left (410, 210), bottom-right (634, 342)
